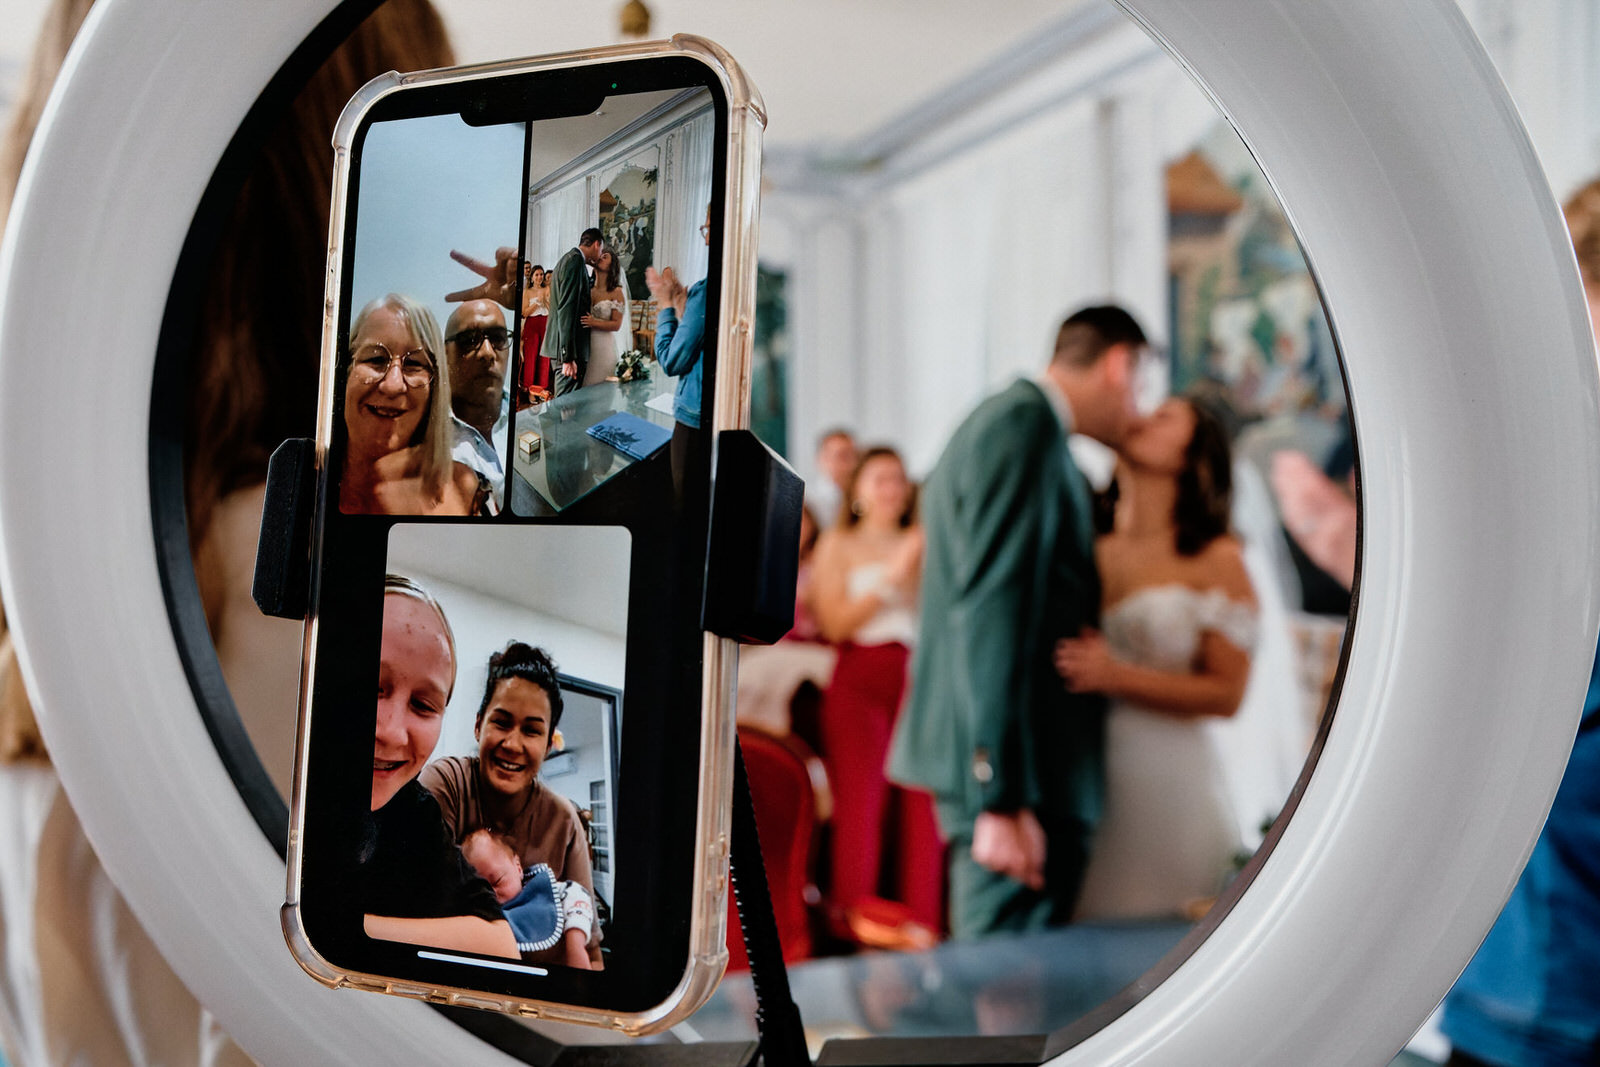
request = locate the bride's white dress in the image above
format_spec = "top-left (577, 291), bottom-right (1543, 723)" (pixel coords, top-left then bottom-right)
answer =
top-left (583, 298), bottom-right (625, 387)
top-left (1073, 584), bottom-right (1260, 920)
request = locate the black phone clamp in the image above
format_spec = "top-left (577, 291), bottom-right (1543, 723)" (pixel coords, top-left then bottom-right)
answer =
top-left (703, 429), bottom-right (811, 1065)
top-left (702, 429), bottom-right (805, 646)
top-left (253, 437), bottom-right (317, 620)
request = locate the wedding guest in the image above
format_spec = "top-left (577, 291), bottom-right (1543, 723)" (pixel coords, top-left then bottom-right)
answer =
top-left (810, 447), bottom-right (944, 937)
top-left (1270, 449), bottom-right (1357, 591)
top-left (808, 428), bottom-right (859, 530)
top-left (646, 207), bottom-right (712, 500)
top-left (790, 502), bottom-right (822, 642)
top-left (520, 263), bottom-right (552, 399)
top-left (1439, 176), bottom-right (1600, 1067)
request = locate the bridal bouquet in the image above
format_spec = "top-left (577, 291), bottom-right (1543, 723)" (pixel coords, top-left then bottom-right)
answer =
top-left (613, 348), bottom-right (648, 382)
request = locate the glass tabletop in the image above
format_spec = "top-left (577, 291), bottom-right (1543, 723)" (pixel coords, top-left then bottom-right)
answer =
top-left (508, 365), bottom-right (677, 514)
top-left (688, 919), bottom-right (1192, 1051)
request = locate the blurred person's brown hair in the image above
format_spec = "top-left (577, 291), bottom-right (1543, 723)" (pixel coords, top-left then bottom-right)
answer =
top-left (184, 0), bottom-right (455, 554)
top-left (835, 446), bottom-right (916, 530)
top-left (0, 0), bottom-right (99, 764)
top-left (1173, 398), bottom-right (1234, 555)
top-left (0, 0), bottom-right (454, 765)
top-left (1051, 304), bottom-right (1148, 370)
top-left (1564, 177), bottom-right (1600, 288)
top-left (0, 0), bottom-right (97, 234)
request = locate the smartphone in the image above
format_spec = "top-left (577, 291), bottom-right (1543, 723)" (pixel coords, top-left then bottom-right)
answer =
top-left (282, 36), bottom-right (763, 1033)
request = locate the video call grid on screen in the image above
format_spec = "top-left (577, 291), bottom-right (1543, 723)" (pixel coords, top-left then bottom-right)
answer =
top-left (375, 522), bottom-right (629, 967)
top-left (339, 85), bottom-right (716, 518)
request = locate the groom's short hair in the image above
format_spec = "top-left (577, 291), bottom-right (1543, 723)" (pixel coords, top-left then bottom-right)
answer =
top-left (1051, 304), bottom-right (1147, 369)
top-left (579, 227), bottom-right (604, 247)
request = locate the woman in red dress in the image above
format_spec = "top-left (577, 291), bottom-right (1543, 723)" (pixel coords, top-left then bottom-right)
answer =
top-left (519, 262), bottom-right (551, 400)
top-left (810, 447), bottom-right (945, 940)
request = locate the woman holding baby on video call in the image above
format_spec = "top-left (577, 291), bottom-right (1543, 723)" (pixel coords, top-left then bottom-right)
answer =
top-left (360, 575), bottom-right (519, 959)
top-left (421, 641), bottom-right (603, 967)
top-left (339, 293), bottom-right (485, 515)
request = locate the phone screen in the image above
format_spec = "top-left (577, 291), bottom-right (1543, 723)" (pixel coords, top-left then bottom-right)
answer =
top-left (294, 55), bottom-right (734, 1013)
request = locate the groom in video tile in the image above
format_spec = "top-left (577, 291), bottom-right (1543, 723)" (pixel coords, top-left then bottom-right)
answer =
top-left (545, 228), bottom-right (603, 396)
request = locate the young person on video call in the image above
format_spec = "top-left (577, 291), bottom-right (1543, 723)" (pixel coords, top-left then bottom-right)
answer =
top-left (361, 577), bottom-right (517, 959)
top-left (462, 827), bottom-right (595, 969)
top-left (421, 642), bottom-right (603, 967)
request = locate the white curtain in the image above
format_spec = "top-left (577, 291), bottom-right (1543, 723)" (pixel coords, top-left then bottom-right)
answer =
top-left (527, 177), bottom-right (592, 272)
top-left (658, 109), bottom-right (714, 286)
top-left (765, 42), bottom-right (1226, 469)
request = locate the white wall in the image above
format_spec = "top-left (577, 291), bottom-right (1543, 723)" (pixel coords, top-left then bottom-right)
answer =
top-left (764, 18), bottom-right (1210, 477)
top-left (387, 570), bottom-right (625, 763)
top-left (761, 2), bottom-right (1600, 482)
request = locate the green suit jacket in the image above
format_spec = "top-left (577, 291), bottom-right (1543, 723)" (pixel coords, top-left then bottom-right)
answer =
top-left (541, 246), bottom-right (591, 373)
top-left (888, 379), bottom-right (1106, 835)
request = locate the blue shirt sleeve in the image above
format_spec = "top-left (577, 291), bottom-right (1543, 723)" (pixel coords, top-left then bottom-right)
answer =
top-left (655, 280), bottom-right (706, 377)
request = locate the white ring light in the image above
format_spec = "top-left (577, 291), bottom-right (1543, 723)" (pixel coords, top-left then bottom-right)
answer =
top-left (0, 0), bottom-right (1595, 1064)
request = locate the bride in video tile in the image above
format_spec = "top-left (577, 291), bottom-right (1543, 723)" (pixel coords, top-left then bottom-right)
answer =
top-left (578, 247), bottom-right (628, 387)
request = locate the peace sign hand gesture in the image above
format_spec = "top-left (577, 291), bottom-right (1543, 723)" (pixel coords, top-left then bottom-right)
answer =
top-left (446, 247), bottom-right (520, 309)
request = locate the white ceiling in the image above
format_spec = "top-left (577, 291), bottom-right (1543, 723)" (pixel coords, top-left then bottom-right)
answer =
top-left (438, 1), bottom-right (1099, 150)
top-left (0, 3), bottom-right (1098, 154)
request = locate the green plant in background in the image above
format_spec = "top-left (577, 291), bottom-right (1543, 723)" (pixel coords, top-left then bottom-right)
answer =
top-left (751, 264), bottom-right (789, 456)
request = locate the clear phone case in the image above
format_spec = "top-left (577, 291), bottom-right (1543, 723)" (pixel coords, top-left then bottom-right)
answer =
top-left (281, 33), bottom-right (764, 1035)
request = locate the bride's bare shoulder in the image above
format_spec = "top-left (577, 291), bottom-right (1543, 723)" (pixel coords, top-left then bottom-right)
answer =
top-left (1192, 535), bottom-right (1254, 604)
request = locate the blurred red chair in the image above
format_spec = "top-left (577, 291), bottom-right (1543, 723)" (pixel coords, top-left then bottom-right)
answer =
top-left (726, 725), bottom-right (831, 970)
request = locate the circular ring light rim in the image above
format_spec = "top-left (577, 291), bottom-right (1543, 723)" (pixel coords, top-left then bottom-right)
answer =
top-left (0, 0), bottom-right (1594, 1064)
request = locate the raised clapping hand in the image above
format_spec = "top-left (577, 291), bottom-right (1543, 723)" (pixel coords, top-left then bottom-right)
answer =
top-left (1270, 450), bottom-right (1358, 590)
top-left (446, 247), bottom-right (520, 310)
top-left (971, 809), bottom-right (1047, 890)
top-left (644, 265), bottom-right (687, 316)
top-left (1053, 630), bottom-right (1117, 693)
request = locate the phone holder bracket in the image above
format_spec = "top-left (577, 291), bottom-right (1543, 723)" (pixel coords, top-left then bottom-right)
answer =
top-left (701, 430), bottom-right (804, 645)
top-left (252, 437), bottom-right (317, 620)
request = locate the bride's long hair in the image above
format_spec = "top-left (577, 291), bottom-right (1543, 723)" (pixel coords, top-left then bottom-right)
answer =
top-left (598, 248), bottom-right (623, 291)
top-left (1172, 398), bottom-right (1234, 555)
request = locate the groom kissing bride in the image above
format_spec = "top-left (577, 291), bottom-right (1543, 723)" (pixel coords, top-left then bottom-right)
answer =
top-left (545, 227), bottom-right (603, 396)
